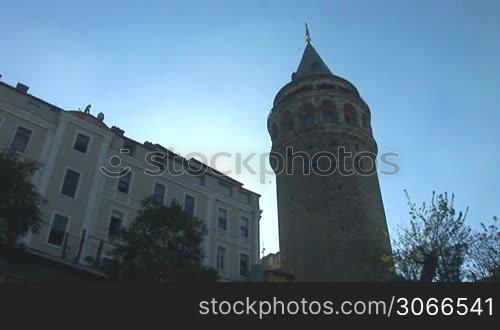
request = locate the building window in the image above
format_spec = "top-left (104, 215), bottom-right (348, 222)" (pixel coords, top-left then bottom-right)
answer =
top-left (73, 133), bottom-right (90, 154)
top-left (48, 214), bottom-right (69, 247)
top-left (240, 217), bottom-right (249, 238)
top-left (122, 139), bottom-right (136, 156)
top-left (240, 253), bottom-right (249, 277)
top-left (184, 194), bottom-right (195, 218)
top-left (60, 169), bottom-right (80, 198)
top-left (216, 246), bottom-right (226, 270)
top-left (10, 127), bottom-right (32, 153)
top-left (108, 210), bottom-right (123, 237)
top-left (153, 182), bottom-right (166, 205)
top-left (303, 113), bottom-right (314, 127)
top-left (218, 208), bottom-right (227, 231)
top-left (117, 171), bottom-right (132, 194)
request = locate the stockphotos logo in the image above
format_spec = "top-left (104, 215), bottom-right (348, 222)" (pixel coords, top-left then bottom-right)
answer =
top-left (99, 149), bottom-right (132, 178)
top-left (99, 147), bottom-right (400, 183)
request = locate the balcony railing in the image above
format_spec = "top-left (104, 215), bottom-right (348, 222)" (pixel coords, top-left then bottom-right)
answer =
top-left (19, 223), bottom-right (117, 278)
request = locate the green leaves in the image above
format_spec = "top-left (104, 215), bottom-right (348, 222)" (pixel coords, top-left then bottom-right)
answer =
top-left (393, 190), bottom-right (499, 282)
top-left (468, 216), bottom-right (500, 281)
top-left (393, 190), bottom-right (471, 282)
top-left (0, 149), bottom-right (44, 247)
top-left (103, 196), bottom-right (217, 282)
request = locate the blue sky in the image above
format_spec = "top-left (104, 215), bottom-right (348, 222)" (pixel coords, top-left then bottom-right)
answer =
top-left (1, 0), bottom-right (499, 254)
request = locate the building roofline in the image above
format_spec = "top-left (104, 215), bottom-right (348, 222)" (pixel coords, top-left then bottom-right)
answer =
top-left (273, 73), bottom-right (361, 107)
top-left (0, 78), bottom-right (260, 196)
top-left (0, 80), bottom-right (64, 112)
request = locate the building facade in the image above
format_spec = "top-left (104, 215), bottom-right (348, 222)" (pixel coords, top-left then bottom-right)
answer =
top-left (267, 38), bottom-right (392, 281)
top-left (0, 79), bottom-right (261, 281)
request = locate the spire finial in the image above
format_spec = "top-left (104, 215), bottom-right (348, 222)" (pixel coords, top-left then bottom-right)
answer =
top-left (305, 23), bottom-right (311, 44)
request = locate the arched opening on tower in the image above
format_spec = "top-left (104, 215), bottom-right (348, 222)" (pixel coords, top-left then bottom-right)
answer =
top-left (323, 111), bottom-right (334, 123)
top-left (303, 113), bottom-right (315, 127)
top-left (280, 111), bottom-right (294, 133)
top-left (343, 103), bottom-right (358, 127)
top-left (298, 102), bottom-right (316, 128)
top-left (320, 100), bottom-right (338, 123)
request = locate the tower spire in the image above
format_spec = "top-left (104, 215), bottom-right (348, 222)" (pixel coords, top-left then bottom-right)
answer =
top-left (294, 28), bottom-right (333, 79)
top-left (305, 23), bottom-right (311, 44)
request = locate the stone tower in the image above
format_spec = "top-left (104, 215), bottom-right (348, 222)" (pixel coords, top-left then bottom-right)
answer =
top-left (267, 33), bottom-right (392, 282)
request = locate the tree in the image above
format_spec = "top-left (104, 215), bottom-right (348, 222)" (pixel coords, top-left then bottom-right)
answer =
top-left (103, 197), bottom-right (218, 281)
top-left (390, 191), bottom-right (471, 282)
top-left (0, 150), bottom-right (44, 248)
top-left (467, 216), bottom-right (500, 282)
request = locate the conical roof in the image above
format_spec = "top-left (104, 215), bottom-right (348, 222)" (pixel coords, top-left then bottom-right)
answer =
top-left (293, 43), bottom-right (333, 80)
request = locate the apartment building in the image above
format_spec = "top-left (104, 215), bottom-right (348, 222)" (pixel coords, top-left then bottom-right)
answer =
top-left (0, 79), bottom-right (261, 281)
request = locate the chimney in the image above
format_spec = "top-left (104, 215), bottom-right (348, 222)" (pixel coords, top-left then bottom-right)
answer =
top-left (144, 141), bottom-right (155, 150)
top-left (110, 126), bottom-right (124, 136)
top-left (16, 83), bottom-right (29, 93)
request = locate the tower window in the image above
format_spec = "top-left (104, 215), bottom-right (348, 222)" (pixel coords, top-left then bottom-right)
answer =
top-left (344, 113), bottom-right (351, 125)
top-left (303, 113), bottom-right (315, 127)
top-left (343, 103), bottom-right (357, 126)
top-left (280, 113), bottom-right (294, 133)
top-left (323, 111), bottom-right (334, 123)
